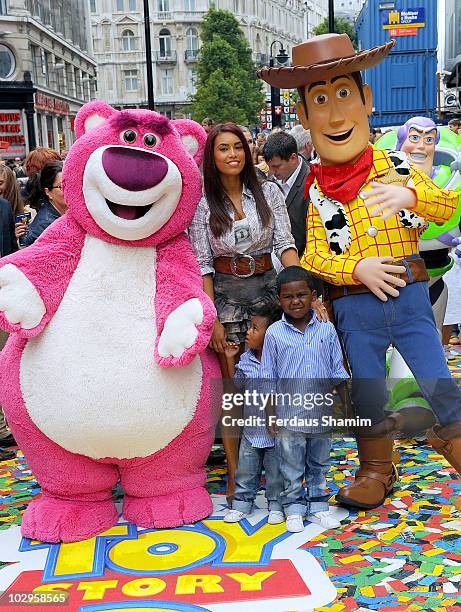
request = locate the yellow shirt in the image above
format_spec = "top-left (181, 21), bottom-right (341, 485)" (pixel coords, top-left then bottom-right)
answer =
top-left (301, 147), bottom-right (459, 286)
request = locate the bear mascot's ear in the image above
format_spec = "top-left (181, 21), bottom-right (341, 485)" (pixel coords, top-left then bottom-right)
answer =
top-left (172, 119), bottom-right (207, 167)
top-left (75, 100), bottom-right (117, 139)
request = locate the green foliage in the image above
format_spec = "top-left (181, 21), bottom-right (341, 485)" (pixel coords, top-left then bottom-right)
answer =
top-left (313, 17), bottom-right (358, 50)
top-left (190, 8), bottom-right (264, 126)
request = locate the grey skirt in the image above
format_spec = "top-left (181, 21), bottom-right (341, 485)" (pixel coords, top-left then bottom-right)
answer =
top-left (214, 268), bottom-right (277, 345)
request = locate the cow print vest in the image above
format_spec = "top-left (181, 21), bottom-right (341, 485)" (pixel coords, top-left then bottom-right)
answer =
top-left (309, 150), bottom-right (428, 255)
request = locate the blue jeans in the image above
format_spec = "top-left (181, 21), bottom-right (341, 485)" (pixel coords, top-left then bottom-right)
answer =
top-left (276, 427), bottom-right (331, 516)
top-left (232, 435), bottom-right (283, 513)
top-left (333, 281), bottom-right (461, 426)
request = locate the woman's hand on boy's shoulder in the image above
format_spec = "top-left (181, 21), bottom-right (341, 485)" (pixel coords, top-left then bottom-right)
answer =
top-left (312, 298), bottom-right (330, 322)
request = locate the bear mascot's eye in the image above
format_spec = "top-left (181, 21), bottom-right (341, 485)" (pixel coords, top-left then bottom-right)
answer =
top-left (122, 129), bottom-right (137, 143)
top-left (143, 133), bottom-right (158, 147)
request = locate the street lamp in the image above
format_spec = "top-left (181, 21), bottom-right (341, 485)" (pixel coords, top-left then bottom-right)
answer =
top-left (269, 41), bottom-right (289, 129)
top-left (143, 0), bottom-right (155, 110)
top-left (328, 0), bottom-right (335, 33)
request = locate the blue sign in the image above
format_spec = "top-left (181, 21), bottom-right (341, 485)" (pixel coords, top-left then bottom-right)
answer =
top-left (382, 7), bottom-right (425, 28)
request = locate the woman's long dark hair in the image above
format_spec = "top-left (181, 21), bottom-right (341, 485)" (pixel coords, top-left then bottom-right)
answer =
top-left (26, 160), bottom-right (63, 211)
top-left (203, 123), bottom-right (272, 238)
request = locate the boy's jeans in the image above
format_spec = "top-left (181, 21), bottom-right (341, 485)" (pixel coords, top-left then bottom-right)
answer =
top-left (232, 435), bottom-right (283, 513)
top-left (276, 427), bottom-right (331, 516)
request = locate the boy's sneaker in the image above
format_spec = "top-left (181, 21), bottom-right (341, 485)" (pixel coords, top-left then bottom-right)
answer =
top-left (268, 510), bottom-right (284, 524)
top-left (224, 509), bottom-right (247, 523)
top-left (286, 515), bottom-right (305, 532)
top-left (307, 510), bottom-right (341, 529)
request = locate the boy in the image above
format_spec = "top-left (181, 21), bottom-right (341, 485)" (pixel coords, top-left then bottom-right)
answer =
top-left (223, 303), bottom-right (284, 525)
top-left (261, 266), bottom-right (349, 533)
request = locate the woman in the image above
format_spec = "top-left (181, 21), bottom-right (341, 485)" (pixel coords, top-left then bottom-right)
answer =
top-left (189, 123), bottom-right (300, 498)
top-left (15, 161), bottom-right (65, 247)
top-left (0, 165), bottom-right (24, 218)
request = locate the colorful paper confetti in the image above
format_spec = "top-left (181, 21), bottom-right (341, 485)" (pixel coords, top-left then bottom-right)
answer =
top-left (2, 351), bottom-right (461, 609)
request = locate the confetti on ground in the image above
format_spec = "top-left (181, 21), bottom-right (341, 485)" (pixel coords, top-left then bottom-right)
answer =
top-left (2, 351), bottom-right (461, 609)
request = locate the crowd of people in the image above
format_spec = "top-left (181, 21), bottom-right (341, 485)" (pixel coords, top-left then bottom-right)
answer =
top-left (1, 109), bottom-right (461, 532)
top-left (0, 147), bottom-right (67, 460)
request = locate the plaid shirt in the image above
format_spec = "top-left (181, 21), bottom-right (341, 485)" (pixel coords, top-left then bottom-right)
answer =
top-left (189, 181), bottom-right (295, 276)
top-left (301, 147), bottom-right (459, 286)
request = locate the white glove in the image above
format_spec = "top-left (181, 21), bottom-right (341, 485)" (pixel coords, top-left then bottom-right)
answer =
top-left (158, 298), bottom-right (203, 358)
top-left (0, 264), bottom-right (46, 329)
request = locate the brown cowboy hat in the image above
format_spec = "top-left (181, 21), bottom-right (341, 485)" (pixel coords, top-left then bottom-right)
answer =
top-left (257, 33), bottom-right (395, 89)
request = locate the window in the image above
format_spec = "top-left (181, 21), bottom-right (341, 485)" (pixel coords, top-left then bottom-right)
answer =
top-left (31, 45), bottom-right (39, 83)
top-left (46, 115), bottom-right (55, 149)
top-left (161, 68), bottom-right (173, 95)
top-left (186, 27), bottom-right (198, 52)
top-left (116, 0), bottom-right (124, 10)
top-left (103, 23), bottom-right (111, 51)
top-left (158, 0), bottom-right (169, 12)
top-left (37, 113), bottom-right (43, 147)
top-left (43, 50), bottom-right (51, 87)
top-left (184, 0), bottom-right (195, 10)
top-left (55, 2), bottom-right (65, 32)
top-left (129, 0), bottom-right (136, 9)
top-left (90, 0), bottom-right (96, 12)
top-left (0, 44), bottom-right (14, 79)
top-left (55, 58), bottom-right (65, 92)
top-left (74, 67), bottom-right (82, 98)
top-left (66, 63), bottom-right (75, 96)
top-left (159, 28), bottom-right (171, 57)
top-left (0, 0), bottom-right (7, 15)
top-left (124, 69), bottom-right (138, 90)
top-left (122, 29), bottom-right (136, 51)
top-left (188, 68), bottom-right (197, 94)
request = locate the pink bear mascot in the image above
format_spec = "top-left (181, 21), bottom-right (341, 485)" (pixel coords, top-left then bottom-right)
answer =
top-left (0, 101), bottom-right (221, 543)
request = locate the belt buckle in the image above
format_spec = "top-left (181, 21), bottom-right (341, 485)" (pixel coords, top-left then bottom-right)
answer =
top-left (231, 255), bottom-right (256, 278)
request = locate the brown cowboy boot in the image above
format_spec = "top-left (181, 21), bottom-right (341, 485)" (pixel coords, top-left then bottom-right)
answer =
top-left (426, 422), bottom-right (461, 474)
top-left (335, 437), bottom-right (399, 509)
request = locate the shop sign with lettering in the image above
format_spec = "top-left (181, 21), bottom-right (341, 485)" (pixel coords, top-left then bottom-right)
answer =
top-left (0, 111), bottom-right (26, 158)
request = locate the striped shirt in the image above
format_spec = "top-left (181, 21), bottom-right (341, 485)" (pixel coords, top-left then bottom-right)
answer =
top-left (260, 313), bottom-right (349, 433)
top-left (234, 349), bottom-right (275, 448)
top-left (188, 181), bottom-right (296, 276)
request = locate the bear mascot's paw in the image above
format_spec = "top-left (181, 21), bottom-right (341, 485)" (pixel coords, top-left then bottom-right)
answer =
top-left (157, 297), bottom-right (203, 359)
top-left (21, 496), bottom-right (119, 544)
top-left (0, 264), bottom-right (45, 329)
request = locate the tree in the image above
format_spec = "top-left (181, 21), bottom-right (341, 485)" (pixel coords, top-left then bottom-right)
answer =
top-left (190, 8), bottom-right (264, 126)
top-left (313, 17), bottom-right (358, 50)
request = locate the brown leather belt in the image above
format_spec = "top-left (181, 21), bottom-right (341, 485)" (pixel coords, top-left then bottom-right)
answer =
top-left (213, 253), bottom-right (273, 278)
top-left (328, 257), bottom-right (429, 301)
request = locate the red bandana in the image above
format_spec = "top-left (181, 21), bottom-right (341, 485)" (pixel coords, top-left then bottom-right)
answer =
top-left (304, 146), bottom-right (374, 204)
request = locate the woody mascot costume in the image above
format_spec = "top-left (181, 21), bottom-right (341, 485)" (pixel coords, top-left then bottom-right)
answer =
top-left (258, 34), bottom-right (461, 509)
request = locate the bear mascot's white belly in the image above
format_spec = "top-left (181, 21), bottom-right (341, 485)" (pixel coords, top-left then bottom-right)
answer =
top-left (21, 236), bottom-right (202, 460)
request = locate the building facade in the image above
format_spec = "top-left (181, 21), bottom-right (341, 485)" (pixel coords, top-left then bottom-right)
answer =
top-left (0, 0), bottom-right (96, 158)
top-left (334, 0), bottom-right (364, 22)
top-left (90, 0), bottom-right (328, 119)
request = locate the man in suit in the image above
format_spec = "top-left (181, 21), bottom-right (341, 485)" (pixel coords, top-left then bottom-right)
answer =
top-left (263, 132), bottom-right (310, 257)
